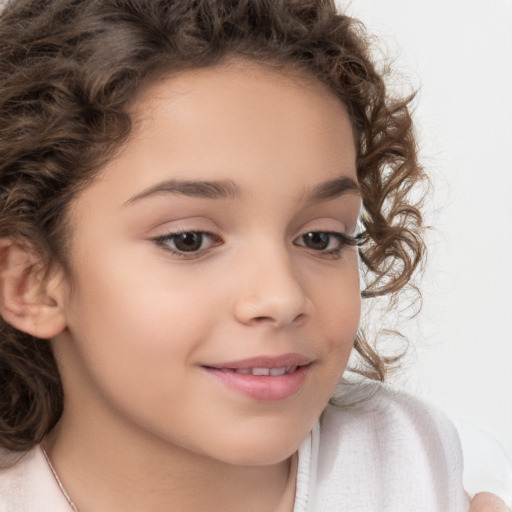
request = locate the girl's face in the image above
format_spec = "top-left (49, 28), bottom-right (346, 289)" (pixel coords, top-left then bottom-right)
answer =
top-left (52, 61), bottom-right (361, 466)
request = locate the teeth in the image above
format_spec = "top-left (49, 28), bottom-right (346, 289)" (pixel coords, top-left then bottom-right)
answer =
top-left (231, 367), bottom-right (297, 376)
top-left (235, 368), bottom-right (251, 375)
top-left (251, 367), bottom-right (270, 376)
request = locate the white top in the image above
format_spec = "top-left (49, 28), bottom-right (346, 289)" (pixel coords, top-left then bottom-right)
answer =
top-left (0, 383), bottom-right (511, 511)
top-left (294, 383), bottom-right (470, 511)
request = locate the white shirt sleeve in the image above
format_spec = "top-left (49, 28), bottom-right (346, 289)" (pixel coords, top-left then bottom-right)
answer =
top-left (453, 419), bottom-right (512, 509)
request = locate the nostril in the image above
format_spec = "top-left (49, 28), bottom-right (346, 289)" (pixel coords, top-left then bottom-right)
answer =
top-left (290, 312), bottom-right (307, 325)
top-left (251, 312), bottom-right (305, 326)
top-left (251, 315), bottom-right (275, 324)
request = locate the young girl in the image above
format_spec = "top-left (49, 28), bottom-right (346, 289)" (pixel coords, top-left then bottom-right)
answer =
top-left (0, 0), bottom-right (509, 510)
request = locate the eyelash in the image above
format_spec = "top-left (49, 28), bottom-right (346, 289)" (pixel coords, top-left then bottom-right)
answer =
top-left (152, 230), bottom-right (221, 258)
top-left (152, 230), bottom-right (359, 259)
top-left (293, 231), bottom-right (359, 259)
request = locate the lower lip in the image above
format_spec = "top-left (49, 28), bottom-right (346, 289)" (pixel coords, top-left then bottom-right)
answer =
top-left (203, 365), bottom-right (309, 401)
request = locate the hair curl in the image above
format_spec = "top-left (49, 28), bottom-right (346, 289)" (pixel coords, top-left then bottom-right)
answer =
top-left (0, 0), bottom-right (426, 452)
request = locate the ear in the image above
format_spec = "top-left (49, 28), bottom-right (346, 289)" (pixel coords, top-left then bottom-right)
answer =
top-left (0, 239), bottom-right (67, 339)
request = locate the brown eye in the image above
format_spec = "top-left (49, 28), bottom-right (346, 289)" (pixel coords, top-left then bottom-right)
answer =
top-left (172, 232), bottom-right (204, 252)
top-left (302, 232), bottom-right (331, 250)
top-left (294, 231), bottom-right (357, 259)
top-left (154, 231), bottom-right (222, 256)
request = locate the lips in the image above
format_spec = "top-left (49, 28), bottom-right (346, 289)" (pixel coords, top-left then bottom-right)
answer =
top-left (204, 353), bottom-right (312, 371)
top-left (202, 353), bottom-right (312, 401)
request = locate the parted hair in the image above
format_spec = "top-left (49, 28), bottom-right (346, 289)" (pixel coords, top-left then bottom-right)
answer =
top-left (0, 0), bottom-right (425, 452)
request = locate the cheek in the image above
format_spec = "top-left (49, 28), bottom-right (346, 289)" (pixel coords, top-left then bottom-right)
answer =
top-left (60, 251), bottom-right (219, 389)
top-left (324, 270), bottom-right (361, 375)
top-left (59, 268), bottom-right (216, 431)
top-left (321, 297), bottom-right (359, 379)
top-left (316, 256), bottom-right (361, 345)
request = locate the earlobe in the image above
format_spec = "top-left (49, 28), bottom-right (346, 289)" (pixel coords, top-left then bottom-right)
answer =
top-left (0, 239), bottom-right (67, 339)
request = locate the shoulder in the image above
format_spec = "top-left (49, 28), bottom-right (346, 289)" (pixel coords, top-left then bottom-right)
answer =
top-left (322, 380), bottom-right (461, 445)
top-left (0, 447), bottom-right (35, 511)
top-left (0, 445), bottom-right (70, 512)
top-left (312, 381), bottom-right (469, 511)
top-left (319, 381), bottom-right (465, 471)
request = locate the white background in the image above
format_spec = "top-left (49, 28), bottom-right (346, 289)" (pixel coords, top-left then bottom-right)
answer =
top-left (338, 0), bottom-right (512, 461)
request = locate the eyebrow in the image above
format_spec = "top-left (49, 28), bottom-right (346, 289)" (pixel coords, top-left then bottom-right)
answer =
top-left (302, 175), bottom-right (360, 202)
top-left (124, 174), bottom-right (359, 206)
top-left (124, 179), bottom-right (240, 205)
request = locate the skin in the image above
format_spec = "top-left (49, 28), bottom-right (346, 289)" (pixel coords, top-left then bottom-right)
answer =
top-left (43, 61), bottom-right (362, 511)
top-left (470, 494), bottom-right (510, 512)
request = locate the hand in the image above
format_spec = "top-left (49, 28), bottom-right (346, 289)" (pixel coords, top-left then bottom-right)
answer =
top-left (470, 493), bottom-right (510, 512)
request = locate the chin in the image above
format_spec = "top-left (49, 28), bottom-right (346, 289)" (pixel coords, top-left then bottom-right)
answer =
top-left (222, 447), bottom-right (298, 467)
top-left (206, 426), bottom-right (309, 467)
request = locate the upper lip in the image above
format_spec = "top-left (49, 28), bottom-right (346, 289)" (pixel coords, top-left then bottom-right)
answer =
top-left (204, 353), bottom-right (313, 370)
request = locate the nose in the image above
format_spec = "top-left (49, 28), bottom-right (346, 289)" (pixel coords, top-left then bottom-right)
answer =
top-left (232, 245), bottom-right (311, 328)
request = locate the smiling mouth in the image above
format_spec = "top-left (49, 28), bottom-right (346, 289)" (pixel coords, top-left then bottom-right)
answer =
top-left (203, 353), bottom-right (313, 372)
top-left (206, 366), bottom-right (299, 376)
top-left (202, 357), bottom-right (311, 401)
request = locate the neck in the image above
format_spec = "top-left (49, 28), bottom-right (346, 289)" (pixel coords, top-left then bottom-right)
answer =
top-left (43, 412), bottom-right (296, 512)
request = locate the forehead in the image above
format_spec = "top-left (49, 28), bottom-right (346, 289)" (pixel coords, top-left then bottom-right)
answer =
top-left (75, 60), bottom-right (357, 212)
top-left (128, 61), bottom-right (355, 173)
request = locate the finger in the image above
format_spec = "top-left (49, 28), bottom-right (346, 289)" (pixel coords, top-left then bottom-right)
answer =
top-left (469, 492), bottom-right (510, 512)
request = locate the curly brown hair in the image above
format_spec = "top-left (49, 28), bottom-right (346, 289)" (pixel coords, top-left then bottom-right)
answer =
top-left (0, 0), bottom-right (425, 452)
